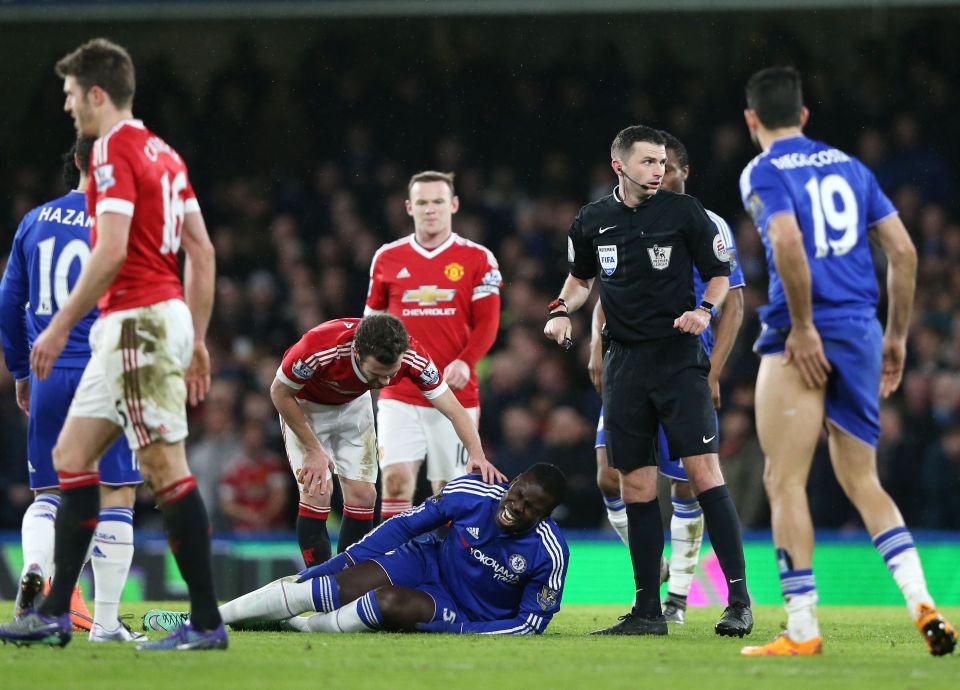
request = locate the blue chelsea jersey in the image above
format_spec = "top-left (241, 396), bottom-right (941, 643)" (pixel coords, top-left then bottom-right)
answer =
top-left (698, 209), bottom-right (745, 356)
top-left (739, 134), bottom-right (897, 329)
top-left (345, 475), bottom-right (569, 634)
top-left (0, 191), bottom-right (96, 379)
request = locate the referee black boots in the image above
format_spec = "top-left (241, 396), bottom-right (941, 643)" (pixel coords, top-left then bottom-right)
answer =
top-left (591, 611), bottom-right (668, 636)
top-left (715, 602), bottom-right (754, 637)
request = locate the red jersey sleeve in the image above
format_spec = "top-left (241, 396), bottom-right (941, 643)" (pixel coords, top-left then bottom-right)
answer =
top-left (364, 250), bottom-right (389, 314)
top-left (401, 338), bottom-right (449, 400)
top-left (93, 140), bottom-right (138, 218)
top-left (277, 333), bottom-right (324, 390)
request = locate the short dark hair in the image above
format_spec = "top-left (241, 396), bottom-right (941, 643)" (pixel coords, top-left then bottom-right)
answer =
top-left (55, 38), bottom-right (136, 109)
top-left (745, 66), bottom-right (803, 129)
top-left (526, 463), bottom-right (567, 511)
top-left (61, 136), bottom-right (96, 191)
top-left (610, 125), bottom-right (666, 162)
top-left (659, 130), bottom-right (689, 169)
top-left (408, 170), bottom-right (456, 196)
top-left (354, 314), bottom-right (410, 365)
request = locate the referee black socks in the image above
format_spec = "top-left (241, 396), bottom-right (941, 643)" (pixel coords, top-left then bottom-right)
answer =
top-left (698, 484), bottom-right (750, 606)
top-left (625, 499), bottom-right (665, 618)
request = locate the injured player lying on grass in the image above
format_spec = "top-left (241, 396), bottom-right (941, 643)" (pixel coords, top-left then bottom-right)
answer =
top-left (144, 464), bottom-right (569, 635)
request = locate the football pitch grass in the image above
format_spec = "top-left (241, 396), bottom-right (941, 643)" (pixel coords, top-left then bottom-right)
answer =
top-left (0, 603), bottom-right (957, 690)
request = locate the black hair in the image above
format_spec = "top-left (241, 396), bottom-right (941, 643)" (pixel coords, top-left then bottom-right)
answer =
top-left (610, 125), bottom-right (666, 162)
top-left (526, 463), bottom-right (567, 510)
top-left (61, 136), bottom-right (96, 191)
top-left (658, 130), bottom-right (689, 169)
top-left (745, 66), bottom-right (804, 129)
top-left (354, 314), bottom-right (410, 365)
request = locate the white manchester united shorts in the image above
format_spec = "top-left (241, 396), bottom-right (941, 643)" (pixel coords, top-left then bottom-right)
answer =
top-left (281, 392), bottom-right (378, 486)
top-left (377, 399), bottom-right (479, 482)
top-left (69, 298), bottom-right (193, 449)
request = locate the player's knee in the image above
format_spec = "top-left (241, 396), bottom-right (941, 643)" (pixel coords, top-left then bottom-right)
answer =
top-left (383, 467), bottom-right (413, 498)
top-left (372, 585), bottom-right (411, 626)
top-left (344, 481), bottom-right (378, 507)
top-left (672, 480), bottom-right (695, 501)
top-left (596, 465), bottom-right (620, 496)
top-left (51, 442), bottom-right (90, 474)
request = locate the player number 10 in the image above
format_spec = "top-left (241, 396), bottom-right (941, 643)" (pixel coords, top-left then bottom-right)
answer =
top-left (160, 171), bottom-right (187, 255)
top-left (35, 237), bottom-right (90, 315)
top-left (804, 174), bottom-right (859, 259)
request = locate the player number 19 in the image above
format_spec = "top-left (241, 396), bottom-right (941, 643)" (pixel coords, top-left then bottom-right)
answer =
top-left (804, 174), bottom-right (859, 259)
top-left (160, 171), bottom-right (187, 255)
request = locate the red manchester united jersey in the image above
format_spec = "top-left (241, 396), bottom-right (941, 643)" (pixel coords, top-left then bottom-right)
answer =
top-left (87, 119), bottom-right (198, 313)
top-left (365, 234), bottom-right (501, 408)
top-left (276, 318), bottom-right (448, 405)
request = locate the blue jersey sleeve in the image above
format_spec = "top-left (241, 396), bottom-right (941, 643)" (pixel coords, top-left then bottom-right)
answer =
top-left (0, 217), bottom-right (33, 380)
top-left (741, 159), bottom-right (795, 233)
top-left (705, 210), bottom-right (745, 290)
top-left (344, 478), bottom-right (483, 564)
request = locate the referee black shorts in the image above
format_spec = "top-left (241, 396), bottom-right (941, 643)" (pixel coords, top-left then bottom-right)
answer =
top-left (601, 335), bottom-right (719, 473)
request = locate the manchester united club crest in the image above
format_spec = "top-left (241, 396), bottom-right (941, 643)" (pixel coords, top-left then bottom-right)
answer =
top-left (444, 262), bottom-right (465, 281)
top-left (647, 244), bottom-right (672, 270)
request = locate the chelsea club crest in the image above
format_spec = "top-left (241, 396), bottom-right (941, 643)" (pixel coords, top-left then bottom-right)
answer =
top-left (509, 554), bottom-right (527, 573)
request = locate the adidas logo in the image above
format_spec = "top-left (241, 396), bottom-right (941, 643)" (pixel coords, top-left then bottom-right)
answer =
top-left (91, 546), bottom-right (107, 559)
top-left (466, 527), bottom-right (480, 539)
top-left (396, 267), bottom-right (411, 279)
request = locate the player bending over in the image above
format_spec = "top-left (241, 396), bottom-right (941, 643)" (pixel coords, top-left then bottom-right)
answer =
top-left (146, 464), bottom-right (569, 635)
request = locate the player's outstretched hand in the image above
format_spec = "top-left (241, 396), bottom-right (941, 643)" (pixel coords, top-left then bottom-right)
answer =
top-left (15, 378), bottom-right (30, 415)
top-left (783, 323), bottom-right (831, 389)
top-left (297, 447), bottom-right (336, 498)
top-left (296, 552), bottom-right (353, 582)
top-left (673, 309), bottom-right (710, 336)
top-left (443, 359), bottom-right (471, 391)
top-left (185, 341), bottom-right (211, 406)
top-left (416, 619), bottom-right (464, 634)
top-left (30, 322), bottom-right (69, 381)
top-left (880, 335), bottom-right (906, 398)
top-left (467, 455), bottom-right (507, 484)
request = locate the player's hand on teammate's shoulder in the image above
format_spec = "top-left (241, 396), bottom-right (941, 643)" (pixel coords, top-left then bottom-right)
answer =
top-left (673, 308), bottom-right (711, 336)
top-left (880, 335), bottom-right (907, 398)
top-left (783, 323), bottom-right (832, 389)
top-left (467, 454), bottom-right (507, 484)
top-left (185, 340), bottom-right (211, 406)
top-left (443, 359), bottom-right (471, 391)
top-left (30, 321), bottom-right (70, 380)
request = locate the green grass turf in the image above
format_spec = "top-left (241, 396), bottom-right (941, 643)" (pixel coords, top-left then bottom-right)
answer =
top-left (0, 603), bottom-right (957, 690)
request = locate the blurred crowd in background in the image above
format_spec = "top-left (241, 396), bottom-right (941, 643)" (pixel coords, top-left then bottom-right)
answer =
top-left (1, 13), bottom-right (959, 535)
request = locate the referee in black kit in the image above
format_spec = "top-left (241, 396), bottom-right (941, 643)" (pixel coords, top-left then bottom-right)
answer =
top-left (544, 126), bottom-right (753, 637)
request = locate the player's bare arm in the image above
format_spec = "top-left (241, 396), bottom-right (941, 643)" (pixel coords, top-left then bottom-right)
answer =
top-left (674, 275), bottom-right (728, 337)
top-left (870, 215), bottom-right (917, 398)
top-left (430, 388), bottom-right (505, 484)
top-left (767, 212), bottom-right (831, 389)
top-left (588, 300), bottom-right (605, 393)
top-left (544, 274), bottom-right (594, 346)
top-left (706, 287), bottom-right (744, 409)
top-left (14, 378), bottom-right (29, 415)
top-left (180, 210), bottom-right (216, 406)
top-left (30, 212), bottom-right (130, 380)
top-left (270, 376), bottom-right (336, 497)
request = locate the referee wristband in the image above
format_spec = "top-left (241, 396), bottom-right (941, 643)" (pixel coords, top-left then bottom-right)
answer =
top-left (545, 311), bottom-right (570, 322)
top-left (697, 300), bottom-right (715, 316)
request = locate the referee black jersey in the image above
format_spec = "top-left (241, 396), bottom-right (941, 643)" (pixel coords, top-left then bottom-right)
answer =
top-left (568, 187), bottom-right (731, 344)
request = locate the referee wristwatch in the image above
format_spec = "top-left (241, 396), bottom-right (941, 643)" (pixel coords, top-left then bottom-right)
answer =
top-left (546, 297), bottom-right (569, 321)
top-left (697, 300), bottom-right (716, 317)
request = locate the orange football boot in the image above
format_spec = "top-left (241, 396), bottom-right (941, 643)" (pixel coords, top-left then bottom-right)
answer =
top-left (42, 579), bottom-right (93, 632)
top-left (915, 604), bottom-right (957, 656)
top-left (741, 633), bottom-right (823, 656)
